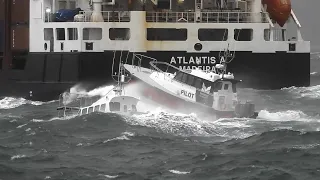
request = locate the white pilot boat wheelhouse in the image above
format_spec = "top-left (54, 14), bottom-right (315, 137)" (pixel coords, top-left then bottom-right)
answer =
top-left (123, 53), bottom-right (258, 119)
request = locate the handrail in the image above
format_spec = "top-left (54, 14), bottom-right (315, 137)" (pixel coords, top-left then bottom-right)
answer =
top-left (146, 11), bottom-right (268, 23)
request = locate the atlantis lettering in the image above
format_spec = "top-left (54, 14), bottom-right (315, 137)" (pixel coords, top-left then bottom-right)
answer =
top-left (181, 90), bottom-right (194, 99)
top-left (170, 56), bottom-right (217, 71)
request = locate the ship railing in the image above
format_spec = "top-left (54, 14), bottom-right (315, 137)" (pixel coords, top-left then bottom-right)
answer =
top-left (146, 11), bottom-right (268, 23)
top-left (77, 11), bottom-right (131, 22)
top-left (129, 53), bottom-right (158, 72)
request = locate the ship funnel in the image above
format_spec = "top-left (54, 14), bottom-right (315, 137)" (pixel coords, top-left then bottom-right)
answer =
top-left (91, 0), bottom-right (104, 22)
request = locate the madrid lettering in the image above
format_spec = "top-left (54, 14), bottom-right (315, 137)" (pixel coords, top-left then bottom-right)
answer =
top-left (170, 56), bottom-right (217, 71)
top-left (181, 90), bottom-right (194, 99)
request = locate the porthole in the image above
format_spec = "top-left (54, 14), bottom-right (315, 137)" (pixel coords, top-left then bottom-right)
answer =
top-left (194, 43), bottom-right (202, 51)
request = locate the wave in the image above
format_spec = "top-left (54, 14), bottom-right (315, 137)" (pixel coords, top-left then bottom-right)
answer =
top-left (0, 97), bottom-right (55, 110)
top-left (281, 85), bottom-right (320, 99)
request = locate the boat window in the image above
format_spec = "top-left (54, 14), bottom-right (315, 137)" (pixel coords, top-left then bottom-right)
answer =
top-left (194, 78), bottom-right (202, 89)
top-left (232, 84), bottom-right (237, 93)
top-left (68, 28), bottom-right (78, 40)
top-left (88, 107), bottom-right (94, 113)
top-left (100, 104), bottom-right (106, 112)
top-left (81, 108), bottom-right (87, 115)
top-left (198, 29), bottom-right (228, 41)
top-left (187, 75), bottom-right (194, 86)
top-left (147, 28), bottom-right (187, 41)
top-left (109, 102), bottom-right (120, 111)
top-left (56, 28), bottom-right (65, 40)
top-left (182, 73), bottom-right (188, 83)
top-left (234, 29), bottom-right (253, 41)
top-left (264, 29), bottom-right (270, 41)
top-left (214, 82), bottom-right (223, 92)
top-left (174, 72), bottom-right (184, 82)
top-left (224, 84), bottom-right (229, 90)
top-left (109, 28), bottom-right (130, 40)
top-left (132, 105), bottom-right (137, 112)
top-left (124, 105), bottom-right (127, 112)
top-left (83, 28), bottom-right (102, 40)
top-left (44, 28), bottom-right (53, 41)
top-left (94, 105), bottom-right (99, 112)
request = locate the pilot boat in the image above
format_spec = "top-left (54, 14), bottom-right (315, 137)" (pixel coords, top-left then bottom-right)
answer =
top-left (123, 48), bottom-right (259, 119)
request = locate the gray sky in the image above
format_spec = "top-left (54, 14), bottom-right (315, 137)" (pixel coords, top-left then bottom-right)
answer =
top-left (291, 0), bottom-right (319, 51)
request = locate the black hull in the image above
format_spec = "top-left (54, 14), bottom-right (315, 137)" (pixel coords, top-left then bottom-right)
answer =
top-left (0, 51), bottom-right (310, 101)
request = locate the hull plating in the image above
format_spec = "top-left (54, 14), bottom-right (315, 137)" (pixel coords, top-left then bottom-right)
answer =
top-left (0, 51), bottom-right (310, 101)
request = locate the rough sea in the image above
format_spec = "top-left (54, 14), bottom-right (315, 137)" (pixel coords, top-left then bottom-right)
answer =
top-left (0, 53), bottom-right (320, 180)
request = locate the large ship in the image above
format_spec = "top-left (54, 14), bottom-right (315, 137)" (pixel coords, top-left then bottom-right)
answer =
top-left (0, 0), bottom-right (310, 101)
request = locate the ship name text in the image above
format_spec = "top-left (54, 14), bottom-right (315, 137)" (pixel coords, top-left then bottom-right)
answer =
top-left (170, 56), bottom-right (217, 72)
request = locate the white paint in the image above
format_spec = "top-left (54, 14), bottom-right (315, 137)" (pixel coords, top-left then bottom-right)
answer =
top-left (28, 2), bottom-right (310, 53)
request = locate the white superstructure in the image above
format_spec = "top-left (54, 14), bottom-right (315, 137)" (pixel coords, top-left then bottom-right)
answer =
top-left (29, 0), bottom-right (309, 54)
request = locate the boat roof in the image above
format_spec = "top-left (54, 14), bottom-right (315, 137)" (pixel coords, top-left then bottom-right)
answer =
top-left (183, 68), bottom-right (236, 83)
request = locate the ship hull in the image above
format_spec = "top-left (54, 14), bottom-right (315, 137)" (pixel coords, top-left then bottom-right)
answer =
top-left (0, 51), bottom-right (310, 101)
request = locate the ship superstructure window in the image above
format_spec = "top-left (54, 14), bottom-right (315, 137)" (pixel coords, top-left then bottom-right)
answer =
top-left (44, 28), bottom-right (53, 41)
top-left (56, 28), bottom-right (65, 40)
top-left (100, 104), bottom-right (106, 112)
top-left (147, 28), bottom-right (187, 41)
top-left (174, 72), bottom-right (184, 82)
top-left (94, 105), bottom-right (99, 112)
top-left (109, 28), bottom-right (130, 40)
top-left (83, 28), bottom-right (102, 40)
top-left (68, 28), bottom-right (78, 40)
top-left (234, 29), bottom-right (253, 41)
top-left (198, 29), bottom-right (228, 41)
top-left (110, 102), bottom-right (120, 111)
top-left (264, 29), bottom-right (270, 41)
top-left (187, 75), bottom-right (195, 86)
top-left (88, 107), bottom-right (94, 113)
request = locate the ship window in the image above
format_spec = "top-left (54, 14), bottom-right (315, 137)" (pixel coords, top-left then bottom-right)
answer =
top-left (94, 105), bottom-right (99, 112)
top-left (234, 29), bottom-right (253, 41)
top-left (82, 108), bottom-right (88, 115)
top-left (68, 28), bottom-right (78, 40)
top-left (132, 105), bottom-right (137, 112)
top-left (187, 75), bottom-right (195, 86)
top-left (124, 105), bottom-right (127, 112)
top-left (232, 84), bottom-right (237, 93)
top-left (194, 78), bottom-right (202, 89)
top-left (83, 28), bottom-right (102, 40)
top-left (147, 28), bottom-right (187, 41)
top-left (109, 102), bottom-right (120, 111)
top-left (109, 28), bottom-right (130, 40)
top-left (174, 72), bottom-right (184, 82)
top-left (182, 73), bottom-right (188, 83)
top-left (56, 28), bottom-right (65, 40)
top-left (100, 104), bottom-right (106, 112)
top-left (88, 107), bottom-right (94, 113)
top-left (264, 29), bottom-right (270, 41)
top-left (44, 28), bottom-right (53, 41)
top-left (214, 82), bottom-right (223, 92)
top-left (224, 84), bottom-right (229, 90)
top-left (198, 29), bottom-right (228, 41)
